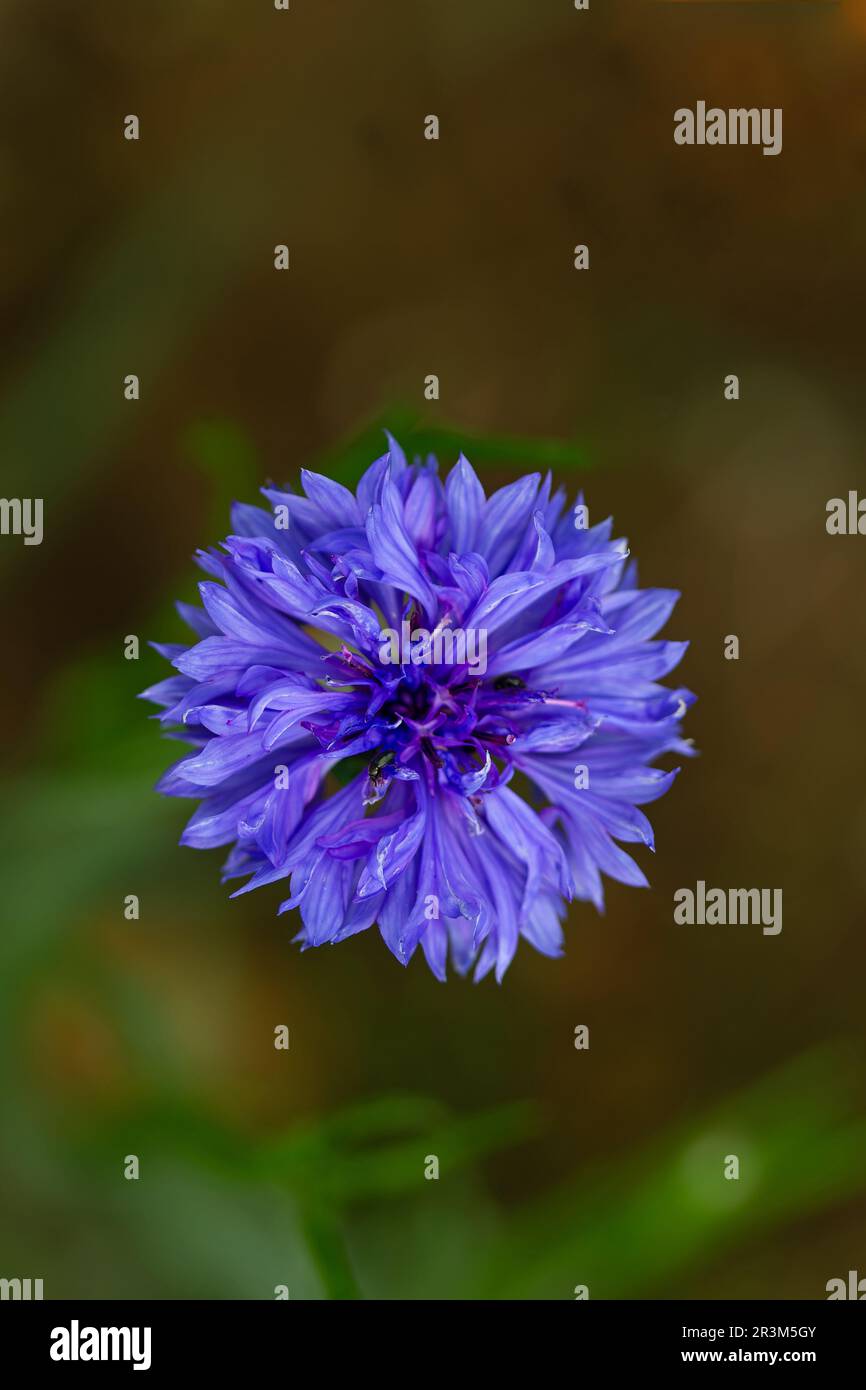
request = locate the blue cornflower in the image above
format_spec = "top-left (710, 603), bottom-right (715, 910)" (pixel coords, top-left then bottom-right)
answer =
top-left (143, 438), bottom-right (694, 980)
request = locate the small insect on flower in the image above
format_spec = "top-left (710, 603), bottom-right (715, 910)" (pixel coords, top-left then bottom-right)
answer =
top-left (143, 438), bottom-right (694, 980)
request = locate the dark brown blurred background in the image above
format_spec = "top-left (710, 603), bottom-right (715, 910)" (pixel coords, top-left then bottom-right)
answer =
top-left (1, 0), bottom-right (865, 1299)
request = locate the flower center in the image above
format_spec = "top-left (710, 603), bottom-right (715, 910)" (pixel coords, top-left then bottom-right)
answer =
top-left (368, 668), bottom-right (532, 798)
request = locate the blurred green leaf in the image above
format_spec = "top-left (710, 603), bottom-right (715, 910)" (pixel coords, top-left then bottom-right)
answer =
top-left (480, 1044), bottom-right (866, 1299)
top-left (256, 1094), bottom-right (537, 1205)
top-left (309, 407), bottom-right (591, 488)
top-left (183, 418), bottom-right (262, 539)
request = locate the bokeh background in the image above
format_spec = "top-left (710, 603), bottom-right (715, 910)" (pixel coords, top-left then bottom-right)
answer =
top-left (2, 0), bottom-right (866, 1300)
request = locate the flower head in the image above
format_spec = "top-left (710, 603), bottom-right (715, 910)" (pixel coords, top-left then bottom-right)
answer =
top-left (143, 438), bottom-right (694, 980)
